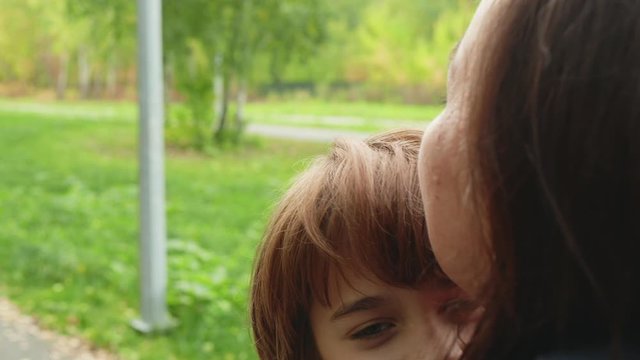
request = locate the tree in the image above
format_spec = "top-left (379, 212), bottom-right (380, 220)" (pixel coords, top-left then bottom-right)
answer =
top-left (0, 0), bottom-right (472, 107)
top-left (267, 0), bottom-right (472, 103)
top-left (65, 0), bottom-right (136, 98)
top-left (0, 0), bottom-right (46, 86)
top-left (163, 0), bottom-right (328, 147)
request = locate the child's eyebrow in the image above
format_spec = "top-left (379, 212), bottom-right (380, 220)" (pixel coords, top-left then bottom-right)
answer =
top-left (331, 296), bottom-right (385, 321)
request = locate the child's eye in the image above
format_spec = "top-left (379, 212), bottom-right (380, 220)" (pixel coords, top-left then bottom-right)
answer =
top-left (349, 321), bottom-right (396, 340)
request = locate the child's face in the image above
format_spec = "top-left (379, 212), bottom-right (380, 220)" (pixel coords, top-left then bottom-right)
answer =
top-left (310, 269), bottom-right (479, 360)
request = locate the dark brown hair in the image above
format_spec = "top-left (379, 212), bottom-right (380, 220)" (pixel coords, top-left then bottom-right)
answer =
top-left (462, 0), bottom-right (640, 358)
top-left (250, 129), bottom-right (440, 359)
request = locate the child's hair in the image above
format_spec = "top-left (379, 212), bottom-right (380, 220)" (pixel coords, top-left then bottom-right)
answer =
top-left (250, 129), bottom-right (439, 359)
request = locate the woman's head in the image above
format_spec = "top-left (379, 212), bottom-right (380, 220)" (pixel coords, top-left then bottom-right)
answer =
top-left (420, 0), bottom-right (640, 357)
top-left (251, 129), bottom-right (474, 359)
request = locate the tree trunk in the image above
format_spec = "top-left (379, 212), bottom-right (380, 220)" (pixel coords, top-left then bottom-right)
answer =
top-left (78, 47), bottom-right (92, 99)
top-left (56, 54), bottom-right (69, 100)
top-left (163, 52), bottom-right (174, 110)
top-left (214, 74), bottom-right (230, 141)
top-left (212, 54), bottom-right (227, 141)
top-left (106, 56), bottom-right (117, 98)
top-left (235, 78), bottom-right (247, 132)
top-left (212, 77), bottom-right (224, 129)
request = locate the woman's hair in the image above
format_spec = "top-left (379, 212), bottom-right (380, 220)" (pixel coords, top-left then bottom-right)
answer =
top-left (250, 129), bottom-right (439, 359)
top-left (462, 0), bottom-right (640, 358)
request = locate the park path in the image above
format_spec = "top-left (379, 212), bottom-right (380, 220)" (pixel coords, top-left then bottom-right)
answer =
top-left (0, 298), bottom-right (117, 360)
top-left (0, 101), bottom-right (425, 142)
top-left (246, 123), bottom-right (371, 142)
top-left (253, 114), bottom-right (426, 129)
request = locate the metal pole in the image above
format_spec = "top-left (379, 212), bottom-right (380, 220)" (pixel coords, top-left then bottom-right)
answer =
top-left (131, 0), bottom-right (173, 333)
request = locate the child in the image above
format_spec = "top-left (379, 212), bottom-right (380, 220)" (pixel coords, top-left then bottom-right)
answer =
top-left (251, 130), bottom-right (477, 360)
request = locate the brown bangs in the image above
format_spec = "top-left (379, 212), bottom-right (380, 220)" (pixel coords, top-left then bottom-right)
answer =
top-left (307, 130), bottom-right (438, 304)
top-left (251, 129), bottom-right (438, 359)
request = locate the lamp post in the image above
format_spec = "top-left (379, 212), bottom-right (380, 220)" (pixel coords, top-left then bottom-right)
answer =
top-left (131, 0), bottom-right (173, 333)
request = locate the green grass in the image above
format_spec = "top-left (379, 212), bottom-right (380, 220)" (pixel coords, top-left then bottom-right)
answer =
top-left (0, 98), bottom-right (439, 133)
top-left (0, 98), bottom-right (136, 121)
top-left (0, 103), bottom-right (329, 359)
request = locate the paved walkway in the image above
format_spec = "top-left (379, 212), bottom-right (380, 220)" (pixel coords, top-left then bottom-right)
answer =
top-left (255, 114), bottom-right (425, 129)
top-left (0, 318), bottom-right (52, 359)
top-left (0, 298), bottom-right (117, 360)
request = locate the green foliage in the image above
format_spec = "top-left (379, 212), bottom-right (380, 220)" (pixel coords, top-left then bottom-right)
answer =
top-left (0, 0), bottom-right (135, 98)
top-left (165, 100), bottom-right (211, 151)
top-left (0, 0), bottom-right (47, 83)
top-left (279, 0), bottom-right (473, 102)
top-left (0, 0), bottom-right (473, 144)
top-left (0, 103), bottom-right (329, 359)
top-left (165, 39), bottom-right (215, 151)
top-left (163, 0), bottom-right (329, 147)
top-left (0, 0), bottom-right (472, 98)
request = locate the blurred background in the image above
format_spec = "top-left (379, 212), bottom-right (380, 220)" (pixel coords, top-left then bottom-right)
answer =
top-left (0, 0), bottom-right (471, 358)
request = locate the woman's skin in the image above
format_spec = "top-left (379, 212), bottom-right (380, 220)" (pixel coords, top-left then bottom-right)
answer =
top-left (418, 0), bottom-right (503, 297)
top-left (310, 269), bottom-right (478, 360)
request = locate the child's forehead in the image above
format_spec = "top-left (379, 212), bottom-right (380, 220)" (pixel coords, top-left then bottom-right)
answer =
top-left (303, 229), bottom-right (439, 306)
top-left (319, 264), bottom-right (387, 305)
top-left (309, 239), bottom-right (452, 301)
top-left (315, 263), bottom-right (454, 309)
top-left (313, 262), bottom-right (414, 307)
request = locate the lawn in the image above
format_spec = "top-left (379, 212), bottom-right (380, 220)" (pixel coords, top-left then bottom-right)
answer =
top-left (0, 103), bottom-right (329, 359)
top-left (0, 98), bottom-right (439, 133)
